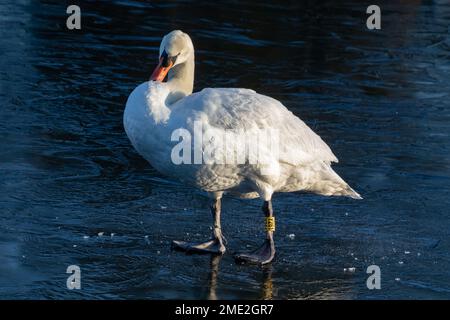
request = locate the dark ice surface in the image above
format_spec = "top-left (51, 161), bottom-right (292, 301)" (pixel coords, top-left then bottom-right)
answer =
top-left (1, 0), bottom-right (449, 299)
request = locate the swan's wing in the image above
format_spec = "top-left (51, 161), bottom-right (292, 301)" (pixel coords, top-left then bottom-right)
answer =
top-left (173, 88), bottom-right (338, 166)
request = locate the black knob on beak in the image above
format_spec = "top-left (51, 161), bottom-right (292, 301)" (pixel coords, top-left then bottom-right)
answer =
top-left (161, 50), bottom-right (170, 67)
top-left (160, 50), bottom-right (178, 68)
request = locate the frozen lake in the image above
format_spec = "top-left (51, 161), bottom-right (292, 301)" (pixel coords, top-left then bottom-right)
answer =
top-left (1, 0), bottom-right (449, 299)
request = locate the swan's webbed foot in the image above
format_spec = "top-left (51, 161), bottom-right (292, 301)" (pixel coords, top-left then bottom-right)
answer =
top-left (234, 238), bottom-right (275, 265)
top-left (172, 237), bottom-right (226, 255)
top-left (235, 200), bottom-right (276, 265)
top-left (172, 197), bottom-right (226, 255)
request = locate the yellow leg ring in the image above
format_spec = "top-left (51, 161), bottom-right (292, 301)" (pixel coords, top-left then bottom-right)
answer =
top-left (265, 216), bottom-right (275, 232)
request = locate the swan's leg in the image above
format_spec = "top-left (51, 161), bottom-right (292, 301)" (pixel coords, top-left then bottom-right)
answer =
top-left (234, 200), bottom-right (276, 265)
top-left (172, 198), bottom-right (226, 254)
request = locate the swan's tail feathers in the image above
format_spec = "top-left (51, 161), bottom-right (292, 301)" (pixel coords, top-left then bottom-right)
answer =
top-left (310, 166), bottom-right (363, 200)
top-left (316, 180), bottom-right (362, 199)
top-left (337, 184), bottom-right (363, 200)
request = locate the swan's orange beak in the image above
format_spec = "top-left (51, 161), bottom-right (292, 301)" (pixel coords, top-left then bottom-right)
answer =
top-left (150, 56), bottom-right (174, 82)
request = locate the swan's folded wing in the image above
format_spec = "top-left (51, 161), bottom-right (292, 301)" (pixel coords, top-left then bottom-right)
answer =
top-left (174, 88), bottom-right (338, 166)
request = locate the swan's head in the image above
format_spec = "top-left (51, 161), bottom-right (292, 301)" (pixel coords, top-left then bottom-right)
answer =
top-left (151, 30), bottom-right (194, 82)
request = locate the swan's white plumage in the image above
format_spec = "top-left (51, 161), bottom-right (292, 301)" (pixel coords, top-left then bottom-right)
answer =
top-left (173, 87), bottom-right (339, 165)
top-left (124, 81), bottom-right (361, 200)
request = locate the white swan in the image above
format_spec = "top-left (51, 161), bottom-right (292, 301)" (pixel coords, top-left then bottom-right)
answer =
top-left (124, 30), bottom-right (361, 264)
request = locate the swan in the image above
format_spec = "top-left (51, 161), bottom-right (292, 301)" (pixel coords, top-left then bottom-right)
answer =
top-left (124, 30), bottom-right (361, 265)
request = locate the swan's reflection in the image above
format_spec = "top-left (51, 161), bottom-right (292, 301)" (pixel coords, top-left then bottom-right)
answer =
top-left (206, 255), bottom-right (276, 300)
top-left (260, 265), bottom-right (274, 300)
top-left (207, 255), bottom-right (221, 300)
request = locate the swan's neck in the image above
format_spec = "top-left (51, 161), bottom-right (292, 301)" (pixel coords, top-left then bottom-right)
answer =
top-left (145, 53), bottom-right (194, 124)
top-left (166, 53), bottom-right (194, 104)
